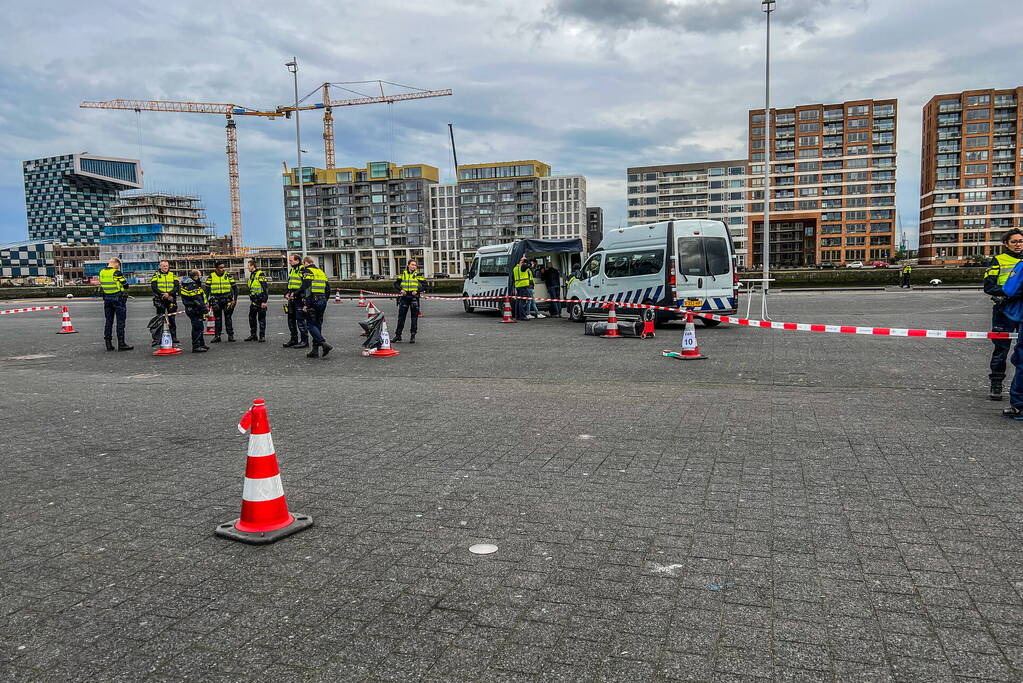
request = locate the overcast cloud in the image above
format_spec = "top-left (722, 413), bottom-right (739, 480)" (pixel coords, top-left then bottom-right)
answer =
top-left (0, 0), bottom-right (1020, 248)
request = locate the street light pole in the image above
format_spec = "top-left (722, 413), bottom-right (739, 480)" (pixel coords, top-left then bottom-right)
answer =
top-left (762, 0), bottom-right (775, 318)
top-left (286, 57), bottom-right (307, 257)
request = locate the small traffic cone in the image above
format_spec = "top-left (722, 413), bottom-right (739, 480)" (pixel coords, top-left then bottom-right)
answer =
top-left (56, 305), bottom-right (77, 334)
top-left (357, 290), bottom-right (366, 307)
top-left (640, 310), bottom-right (655, 339)
top-left (334, 289), bottom-right (341, 304)
top-left (663, 311), bottom-right (707, 360)
top-left (205, 311), bottom-right (216, 335)
top-left (215, 398), bottom-right (313, 544)
top-left (499, 296), bottom-right (515, 323)
top-left (153, 315), bottom-right (182, 356)
top-left (601, 303), bottom-right (622, 338)
top-left (365, 319), bottom-right (400, 357)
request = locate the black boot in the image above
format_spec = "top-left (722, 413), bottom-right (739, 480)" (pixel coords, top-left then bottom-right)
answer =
top-left (117, 340), bottom-right (134, 351)
top-left (227, 334), bottom-right (236, 342)
top-left (320, 343), bottom-right (332, 357)
top-left (192, 347), bottom-right (208, 353)
top-left (259, 336), bottom-right (266, 343)
top-left (990, 380), bottom-right (1004, 401)
top-left (392, 335), bottom-right (403, 343)
top-left (410, 334), bottom-right (416, 344)
top-left (294, 338), bottom-right (309, 349)
top-left (211, 336), bottom-right (222, 343)
top-left (283, 339), bottom-right (298, 348)
top-left (1002, 405), bottom-right (1023, 419)
top-left (244, 334), bottom-right (258, 342)
top-left (105, 339), bottom-right (115, 352)
top-left (306, 344), bottom-right (319, 358)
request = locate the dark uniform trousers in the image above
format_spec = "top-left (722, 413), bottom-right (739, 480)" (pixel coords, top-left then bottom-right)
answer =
top-left (991, 306), bottom-right (1021, 382)
top-left (395, 294), bottom-right (420, 337)
top-left (183, 304), bottom-right (206, 349)
top-left (151, 298), bottom-right (178, 342)
top-left (305, 295), bottom-right (328, 344)
top-left (210, 296), bottom-right (235, 336)
top-left (249, 298), bottom-right (267, 338)
top-left (287, 295), bottom-right (308, 342)
top-left (103, 295), bottom-right (127, 341)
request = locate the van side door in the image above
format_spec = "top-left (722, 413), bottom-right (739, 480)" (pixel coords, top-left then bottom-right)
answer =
top-left (577, 252), bottom-right (604, 312)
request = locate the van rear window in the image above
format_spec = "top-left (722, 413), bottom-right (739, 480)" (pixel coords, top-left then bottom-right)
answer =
top-left (604, 249), bottom-right (665, 278)
top-left (479, 255), bottom-right (509, 277)
top-left (677, 237), bottom-right (731, 276)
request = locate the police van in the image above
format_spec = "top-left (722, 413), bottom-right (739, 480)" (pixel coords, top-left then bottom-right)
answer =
top-left (462, 238), bottom-right (584, 313)
top-left (565, 219), bottom-right (738, 325)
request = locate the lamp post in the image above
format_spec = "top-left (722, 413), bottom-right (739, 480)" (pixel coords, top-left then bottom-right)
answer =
top-left (286, 57), bottom-right (307, 257)
top-left (761, 0), bottom-right (775, 318)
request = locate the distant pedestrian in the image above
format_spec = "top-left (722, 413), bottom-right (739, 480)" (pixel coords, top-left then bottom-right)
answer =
top-left (541, 263), bottom-right (563, 317)
top-left (98, 257), bottom-right (132, 351)
top-left (986, 229), bottom-right (1023, 403)
top-left (512, 257), bottom-right (532, 321)
top-left (244, 259), bottom-right (269, 342)
top-left (180, 269), bottom-right (210, 353)
top-left (900, 264), bottom-right (913, 288)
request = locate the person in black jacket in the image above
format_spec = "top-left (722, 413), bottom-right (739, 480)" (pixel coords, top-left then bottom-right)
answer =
top-left (985, 228), bottom-right (1023, 405)
top-left (244, 260), bottom-right (269, 342)
top-left (179, 269), bottom-right (210, 353)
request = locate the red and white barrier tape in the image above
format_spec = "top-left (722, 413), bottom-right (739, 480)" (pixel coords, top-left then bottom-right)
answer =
top-left (0, 305), bottom-right (61, 315)
top-left (339, 288), bottom-right (1016, 341)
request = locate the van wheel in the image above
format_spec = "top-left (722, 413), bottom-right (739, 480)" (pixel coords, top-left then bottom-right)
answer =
top-left (701, 318), bottom-right (722, 328)
top-left (463, 296), bottom-right (474, 314)
top-left (568, 300), bottom-right (586, 322)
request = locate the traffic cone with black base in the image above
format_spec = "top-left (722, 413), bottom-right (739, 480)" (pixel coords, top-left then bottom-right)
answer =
top-left (364, 319), bottom-right (399, 357)
top-left (500, 296), bottom-right (515, 323)
top-left (153, 315), bottom-right (182, 356)
top-left (56, 306), bottom-right (77, 334)
top-left (601, 304), bottom-right (622, 338)
top-left (662, 311), bottom-right (707, 360)
top-left (215, 398), bottom-right (313, 545)
top-left (640, 308), bottom-right (655, 339)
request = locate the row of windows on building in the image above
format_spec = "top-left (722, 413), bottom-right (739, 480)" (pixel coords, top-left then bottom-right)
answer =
top-left (752, 104), bottom-right (896, 124)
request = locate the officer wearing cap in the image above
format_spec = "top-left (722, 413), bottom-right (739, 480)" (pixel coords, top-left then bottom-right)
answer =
top-left (204, 261), bottom-right (238, 343)
top-left (98, 257), bottom-right (133, 351)
top-left (150, 260), bottom-right (180, 347)
top-left (393, 259), bottom-right (425, 343)
top-left (179, 269), bottom-right (211, 353)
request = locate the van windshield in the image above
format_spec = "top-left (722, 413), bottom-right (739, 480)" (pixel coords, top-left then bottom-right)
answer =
top-left (677, 237), bottom-right (731, 276)
top-left (479, 255), bottom-right (509, 277)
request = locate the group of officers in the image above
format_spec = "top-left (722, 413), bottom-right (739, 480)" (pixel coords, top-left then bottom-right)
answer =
top-left (96, 255), bottom-right (428, 357)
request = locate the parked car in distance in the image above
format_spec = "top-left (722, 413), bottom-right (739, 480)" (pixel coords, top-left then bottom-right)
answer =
top-left (369, 274), bottom-right (385, 280)
top-left (816, 261), bottom-right (838, 269)
top-left (869, 261), bottom-right (889, 268)
top-left (435, 272), bottom-right (450, 278)
top-left (846, 261), bottom-right (864, 269)
top-left (959, 262), bottom-right (985, 268)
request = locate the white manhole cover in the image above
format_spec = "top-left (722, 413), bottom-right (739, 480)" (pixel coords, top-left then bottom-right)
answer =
top-left (468, 544), bottom-right (498, 555)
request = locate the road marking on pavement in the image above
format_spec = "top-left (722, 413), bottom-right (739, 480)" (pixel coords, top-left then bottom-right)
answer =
top-left (4, 354), bottom-right (55, 360)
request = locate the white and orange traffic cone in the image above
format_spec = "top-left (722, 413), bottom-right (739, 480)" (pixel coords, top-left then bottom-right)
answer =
top-left (360, 299), bottom-right (379, 336)
top-left (364, 320), bottom-right (400, 358)
top-left (602, 303), bottom-right (622, 338)
top-left (662, 311), bottom-right (707, 360)
top-left (357, 290), bottom-right (366, 307)
top-left (56, 305), bottom-right (77, 334)
top-left (205, 310), bottom-right (216, 336)
top-left (215, 398), bottom-right (313, 544)
top-left (334, 289), bottom-right (341, 304)
top-left (500, 296), bottom-right (515, 323)
top-left (153, 315), bottom-right (182, 356)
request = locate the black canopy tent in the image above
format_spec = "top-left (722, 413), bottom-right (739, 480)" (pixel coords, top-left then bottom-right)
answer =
top-left (504, 238), bottom-right (584, 292)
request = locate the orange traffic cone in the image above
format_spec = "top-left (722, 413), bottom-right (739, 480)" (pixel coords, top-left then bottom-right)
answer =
top-left (153, 315), bottom-right (182, 356)
top-left (364, 319), bottom-right (400, 357)
top-left (360, 300), bottom-right (379, 337)
top-left (205, 310), bottom-right (216, 335)
top-left (56, 305), bottom-right (77, 334)
top-left (500, 296), bottom-right (515, 323)
top-left (357, 290), bottom-right (366, 307)
top-left (215, 398), bottom-right (313, 544)
top-left (662, 311), bottom-right (707, 360)
top-left (602, 303), bottom-right (622, 338)
top-left (334, 289), bottom-right (341, 304)
top-left (640, 309), bottom-right (655, 339)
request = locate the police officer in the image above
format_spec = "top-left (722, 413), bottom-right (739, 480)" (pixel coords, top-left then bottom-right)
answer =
top-left (150, 260), bottom-right (180, 347)
top-left (900, 264), bottom-right (913, 288)
top-left (204, 261), bottom-right (238, 343)
top-left (985, 228), bottom-right (1023, 402)
top-left (393, 259), bottom-right (425, 343)
top-left (180, 269), bottom-right (210, 353)
top-left (512, 256), bottom-right (533, 321)
top-left (244, 259), bottom-right (269, 342)
top-left (283, 253), bottom-right (309, 349)
top-left (98, 257), bottom-right (133, 351)
top-left (299, 256), bottom-right (333, 358)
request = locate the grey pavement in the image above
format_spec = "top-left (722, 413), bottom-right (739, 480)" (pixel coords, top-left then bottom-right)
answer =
top-left (1, 291), bottom-right (1021, 682)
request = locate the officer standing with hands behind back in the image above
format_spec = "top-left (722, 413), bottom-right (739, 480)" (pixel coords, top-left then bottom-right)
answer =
top-left (98, 256), bottom-right (132, 351)
top-left (244, 259), bottom-right (269, 342)
top-left (392, 259), bottom-right (425, 343)
top-left (150, 260), bottom-right (180, 347)
top-left (204, 261), bottom-right (238, 343)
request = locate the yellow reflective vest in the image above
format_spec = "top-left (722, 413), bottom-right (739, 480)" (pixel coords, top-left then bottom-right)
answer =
top-left (248, 269), bottom-right (268, 295)
top-left (207, 271), bottom-right (235, 295)
top-left (986, 252), bottom-right (1022, 288)
top-left (99, 267), bottom-right (126, 295)
top-left (287, 265), bottom-right (303, 291)
top-left (513, 265), bottom-right (533, 288)
top-left (304, 266), bottom-right (328, 295)
top-left (151, 271), bottom-right (179, 294)
top-left (399, 269), bottom-right (424, 293)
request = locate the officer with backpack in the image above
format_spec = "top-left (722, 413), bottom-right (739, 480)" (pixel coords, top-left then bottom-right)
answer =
top-left (984, 229), bottom-right (1023, 407)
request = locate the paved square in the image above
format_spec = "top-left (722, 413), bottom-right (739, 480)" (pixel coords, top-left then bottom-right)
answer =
top-left (1, 290), bottom-right (1021, 681)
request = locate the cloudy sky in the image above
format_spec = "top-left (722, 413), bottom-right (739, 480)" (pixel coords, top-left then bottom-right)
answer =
top-left (1, 0), bottom-right (1020, 248)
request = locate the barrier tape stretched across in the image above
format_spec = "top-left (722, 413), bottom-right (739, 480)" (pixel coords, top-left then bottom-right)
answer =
top-left (0, 305), bottom-right (61, 315)
top-left (338, 288), bottom-right (1017, 341)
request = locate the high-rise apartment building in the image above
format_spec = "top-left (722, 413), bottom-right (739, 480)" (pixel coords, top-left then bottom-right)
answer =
top-left (586, 206), bottom-right (604, 252)
top-left (747, 99), bottom-right (897, 266)
top-left (429, 183), bottom-right (460, 276)
top-left (627, 160), bottom-right (749, 265)
top-left (89, 192), bottom-right (214, 277)
top-left (23, 154), bottom-right (142, 245)
top-left (919, 87), bottom-right (1023, 264)
top-left (282, 161), bottom-right (439, 278)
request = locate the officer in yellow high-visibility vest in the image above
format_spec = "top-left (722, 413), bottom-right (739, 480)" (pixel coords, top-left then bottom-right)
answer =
top-left (984, 229), bottom-right (1023, 403)
top-left (149, 260), bottom-right (180, 347)
top-left (244, 259), bottom-right (269, 342)
top-left (283, 252), bottom-right (309, 348)
top-left (299, 256), bottom-right (332, 358)
top-left (203, 261), bottom-right (238, 343)
top-left (179, 269), bottom-right (210, 353)
top-left (98, 257), bottom-right (133, 351)
top-left (392, 259), bottom-right (425, 343)
top-left (512, 256), bottom-right (533, 321)
top-left (900, 264), bottom-right (913, 288)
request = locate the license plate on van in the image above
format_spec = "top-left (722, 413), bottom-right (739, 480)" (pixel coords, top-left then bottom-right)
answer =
top-left (683, 299), bottom-right (703, 307)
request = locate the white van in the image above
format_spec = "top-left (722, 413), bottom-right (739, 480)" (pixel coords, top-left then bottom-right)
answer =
top-left (462, 239), bottom-right (584, 313)
top-left (565, 219), bottom-right (738, 325)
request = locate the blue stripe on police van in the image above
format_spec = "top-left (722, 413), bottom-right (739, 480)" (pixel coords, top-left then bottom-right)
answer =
top-left (653, 286), bottom-right (663, 301)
